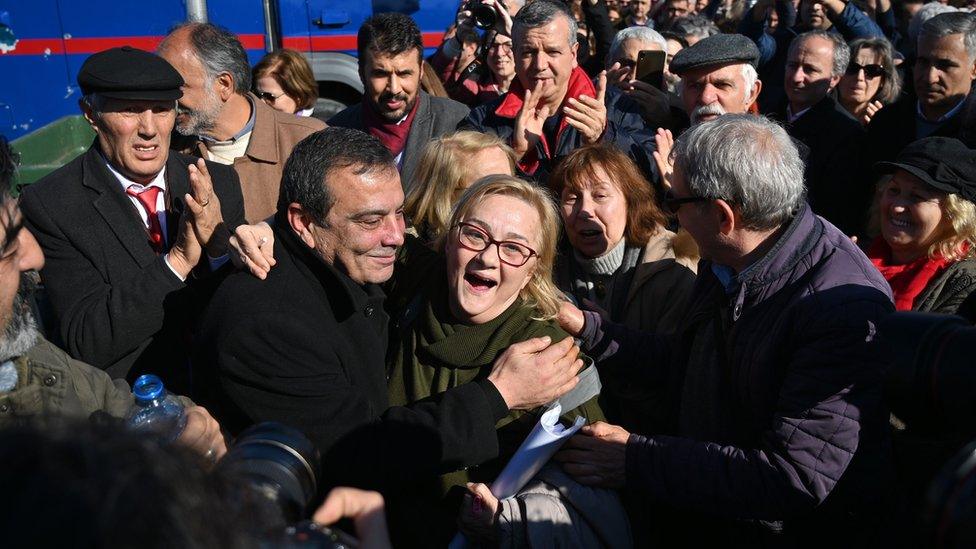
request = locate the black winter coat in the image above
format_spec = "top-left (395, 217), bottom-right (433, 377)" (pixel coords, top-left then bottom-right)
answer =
top-left (195, 214), bottom-right (507, 491)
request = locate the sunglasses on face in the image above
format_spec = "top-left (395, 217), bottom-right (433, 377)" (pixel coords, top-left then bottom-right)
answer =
top-left (845, 62), bottom-right (885, 79)
top-left (254, 90), bottom-right (285, 103)
top-left (662, 188), bottom-right (711, 215)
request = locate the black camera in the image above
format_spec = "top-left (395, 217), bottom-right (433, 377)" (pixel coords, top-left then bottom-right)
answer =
top-left (217, 422), bottom-right (356, 548)
top-left (468, 0), bottom-right (507, 29)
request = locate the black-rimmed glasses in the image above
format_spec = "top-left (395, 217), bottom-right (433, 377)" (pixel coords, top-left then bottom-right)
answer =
top-left (662, 188), bottom-right (711, 215)
top-left (455, 222), bottom-right (537, 267)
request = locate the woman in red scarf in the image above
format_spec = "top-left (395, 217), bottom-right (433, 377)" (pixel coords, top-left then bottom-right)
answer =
top-left (866, 137), bottom-right (976, 315)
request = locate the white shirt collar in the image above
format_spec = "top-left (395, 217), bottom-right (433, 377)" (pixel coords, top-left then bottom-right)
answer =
top-left (103, 158), bottom-right (166, 193)
top-left (786, 104), bottom-right (813, 124)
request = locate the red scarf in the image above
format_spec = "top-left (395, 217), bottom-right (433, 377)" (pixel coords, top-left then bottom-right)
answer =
top-left (867, 237), bottom-right (949, 311)
top-left (494, 66), bottom-right (598, 175)
top-left (362, 94), bottom-right (421, 158)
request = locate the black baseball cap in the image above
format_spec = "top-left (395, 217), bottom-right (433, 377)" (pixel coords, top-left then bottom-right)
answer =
top-left (876, 137), bottom-right (976, 203)
top-left (78, 46), bottom-right (183, 101)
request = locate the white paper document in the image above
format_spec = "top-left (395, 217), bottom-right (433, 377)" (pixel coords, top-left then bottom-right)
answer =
top-left (449, 402), bottom-right (586, 548)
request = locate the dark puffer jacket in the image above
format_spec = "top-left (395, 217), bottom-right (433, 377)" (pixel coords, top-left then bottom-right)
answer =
top-left (580, 205), bottom-right (895, 546)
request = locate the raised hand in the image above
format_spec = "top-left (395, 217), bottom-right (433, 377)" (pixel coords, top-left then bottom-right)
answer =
top-left (185, 158), bottom-right (228, 257)
top-left (564, 71), bottom-right (608, 144)
top-left (621, 78), bottom-right (671, 127)
top-left (861, 100), bottom-right (883, 126)
top-left (605, 61), bottom-right (632, 88)
top-left (652, 128), bottom-right (675, 189)
top-left (228, 221), bottom-right (276, 279)
top-left (512, 80), bottom-right (549, 160)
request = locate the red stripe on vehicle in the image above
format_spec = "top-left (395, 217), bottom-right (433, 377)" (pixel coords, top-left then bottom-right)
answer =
top-left (0, 34), bottom-right (265, 55)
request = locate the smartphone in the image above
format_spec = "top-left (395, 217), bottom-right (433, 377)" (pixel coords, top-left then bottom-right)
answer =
top-left (635, 49), bottom-right (667, 90)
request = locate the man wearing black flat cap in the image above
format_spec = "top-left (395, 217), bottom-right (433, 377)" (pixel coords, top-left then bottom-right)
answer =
top-left (20, 46), bottom-right (245, 395)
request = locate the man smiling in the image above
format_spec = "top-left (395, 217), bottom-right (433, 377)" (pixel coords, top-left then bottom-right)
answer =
top-left (328, 13), bottom-right (470, 192)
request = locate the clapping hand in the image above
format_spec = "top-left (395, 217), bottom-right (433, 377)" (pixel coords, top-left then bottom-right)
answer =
top-left (564, 71), bottom-right (608, 145)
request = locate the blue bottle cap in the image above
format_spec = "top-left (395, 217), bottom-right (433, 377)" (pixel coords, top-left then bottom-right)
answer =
top-left (132, 374), bottom-right (165, 403)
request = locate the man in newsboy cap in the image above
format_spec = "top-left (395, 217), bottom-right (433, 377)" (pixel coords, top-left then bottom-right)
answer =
top-left (20, 46), bottom-right (244, 395)
top-left (669, 33), bottom-right (763, 125)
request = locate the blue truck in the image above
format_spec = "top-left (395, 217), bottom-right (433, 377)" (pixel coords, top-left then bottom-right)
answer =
top-left (0, 0), bottom-right (455, 141)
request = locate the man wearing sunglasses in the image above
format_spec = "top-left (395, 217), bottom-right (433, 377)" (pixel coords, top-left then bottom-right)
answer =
top-left (778, 29), bottom-right (866, 236)
top-left (158, 23), bottom-right (325, 224)
top-left (556, 115), bottom-right (894, 546)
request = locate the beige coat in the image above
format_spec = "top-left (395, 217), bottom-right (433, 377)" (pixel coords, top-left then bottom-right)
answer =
top-left (184, 95), bottom-right (325, 223)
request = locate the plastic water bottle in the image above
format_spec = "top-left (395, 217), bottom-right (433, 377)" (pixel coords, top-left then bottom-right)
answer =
top-left (125, 374), bottom-right (186, 441)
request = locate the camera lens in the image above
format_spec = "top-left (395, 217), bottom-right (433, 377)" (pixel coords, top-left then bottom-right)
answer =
top-left (471, 0), bottom-right (497, 29)
top-left (216, 422), bottom-right (320, 525)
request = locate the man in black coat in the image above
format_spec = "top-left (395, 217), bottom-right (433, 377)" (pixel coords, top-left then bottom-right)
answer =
top-left (197, 127), bottom-right (582, 493)
top-left (866, 13), bottom-right (976, 165)
top-left (20, 47), bottom-right (245, 395)
top-left (327, 12), bottom-right (470, 192)
top-left (776, 30), bottom-right (866, 236)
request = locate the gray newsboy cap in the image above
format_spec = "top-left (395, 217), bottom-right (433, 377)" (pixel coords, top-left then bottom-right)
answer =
top-left (669, 33), bottom-right (761, 75)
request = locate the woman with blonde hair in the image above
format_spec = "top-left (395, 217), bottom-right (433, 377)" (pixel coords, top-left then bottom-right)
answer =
top-left (866, 137), bottom-right (976, 315)
top-left (404, 131), bottom-right (517, 243)
top-left (252, 49), bottom-right (318, 116)
top-left (385, 174), bottom-right (609, 545)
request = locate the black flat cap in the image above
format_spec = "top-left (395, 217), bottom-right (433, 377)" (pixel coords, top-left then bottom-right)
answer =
top-left (78, 46), bottom-right (183, 101)
top-left (876, 137), bottom-right (976, 203)
top-left (669, 33), bottom-right (761, 76)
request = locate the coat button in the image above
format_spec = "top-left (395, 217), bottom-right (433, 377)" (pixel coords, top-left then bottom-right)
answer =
top-left (364, 305), bottom-right (374, 317)
top-left (43, 374), bottom-right (58, 387)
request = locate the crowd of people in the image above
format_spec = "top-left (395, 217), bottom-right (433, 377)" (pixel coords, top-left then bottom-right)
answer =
top-left (3, 0), bottom-right (976, 546)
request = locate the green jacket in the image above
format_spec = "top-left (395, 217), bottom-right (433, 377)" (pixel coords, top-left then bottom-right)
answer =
top-left (0, 336), bottom-right (190, 427)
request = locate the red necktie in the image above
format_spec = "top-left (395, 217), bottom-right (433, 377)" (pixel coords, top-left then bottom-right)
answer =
top-left (126, 186), bottom-right (165, 254)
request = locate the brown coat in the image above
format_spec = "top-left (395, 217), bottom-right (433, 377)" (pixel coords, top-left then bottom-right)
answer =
top-left (184, 95), bottom-right (325, 223)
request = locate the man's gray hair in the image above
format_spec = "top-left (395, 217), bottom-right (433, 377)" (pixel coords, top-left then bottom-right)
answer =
top-left (909, 3), bottom-right (959, 52)
top-left (608, 26), bottom-right (668, 67)
top-left (920, 12), bottom-right (976, 62)
top-left (789, 30), bottom-right (849, 77)
top-left (673, 114), bottom-right (804, 231)
top-left (513, 0), bottom-right (578, 48)
top-left (163, 23), bottom-right (251, 94)
top-left (671, 14), bottom-right (720, 42)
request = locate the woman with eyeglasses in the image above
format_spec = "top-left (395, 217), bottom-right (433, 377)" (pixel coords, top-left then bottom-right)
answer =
top-left (384, 174), bottom-right (611, 545)
top-left (837, 37), bottom-right (902, 126)
top-left (252, 49), bottom-right (318, 117)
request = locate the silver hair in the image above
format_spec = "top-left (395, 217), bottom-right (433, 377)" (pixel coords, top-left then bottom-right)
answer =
top-left (920, 12), bottom-right (976, 62)
top-left (789, 30), bottom-right (850, 76)
top-left (741, 63), bottom-right (758, 97)
top-left (513, 0), bottom-right (578, 48)
top-left (0, 273), bottom-right (40, 363)
top-left (670, 14), bottom-right (720, 41)
top-left (909, 3), bottom-right (959, 52)
top-left (608, 26), bottom-right (668, 67)
top-left (162, 23), bottom-right (251, 94)
top-left (673, 114), bottom-right (805, 231)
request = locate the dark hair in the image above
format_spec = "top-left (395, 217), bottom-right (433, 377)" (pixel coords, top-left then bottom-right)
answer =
top-left (357, 13), bottom-right (424, 70)
top-left (661, 30), bottom-right (689, 49)
top-left (550, 143), bottom-right (667, 245)
top-left (279, 127), bottom-right (395, 224)
top-left (456, 26), bottom-right (480, 47)
top-left (166, 22), bottom-right (252, 94)
top-left (253, 49), bottom-right (319, 110)
top-left (0, 420), bottom-right (258, 548)
top-left (0, 136), bottom-right (18, 193)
